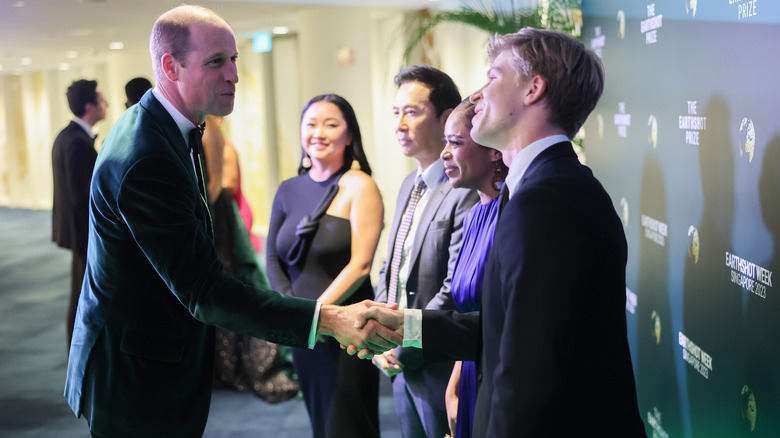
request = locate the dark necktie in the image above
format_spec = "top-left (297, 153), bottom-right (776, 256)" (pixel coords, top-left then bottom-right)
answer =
top-left (387, 175), bottom-right (426, 304)
top-left (189, 125), bottom-right (207, 199)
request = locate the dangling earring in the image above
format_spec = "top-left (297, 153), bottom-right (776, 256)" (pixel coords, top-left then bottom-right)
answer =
top-left (302, 154), bottom-right (312, 169)
top-left (351, 159), bottom-right (361, 171)
top-left (492, 159), bottom-right (505, 191)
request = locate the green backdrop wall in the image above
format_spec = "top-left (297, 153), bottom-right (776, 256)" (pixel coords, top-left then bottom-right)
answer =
top-left (582, 1), bottom-right (779, 436)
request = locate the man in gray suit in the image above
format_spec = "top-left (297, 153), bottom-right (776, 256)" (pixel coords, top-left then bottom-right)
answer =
top-left (374, 65), bottom-right (478, 438)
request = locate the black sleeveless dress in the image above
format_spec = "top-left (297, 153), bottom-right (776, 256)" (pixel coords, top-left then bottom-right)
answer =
top-left (266, 170), bottom-right (379, 438)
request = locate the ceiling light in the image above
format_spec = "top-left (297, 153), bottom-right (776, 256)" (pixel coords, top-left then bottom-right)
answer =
top-left (65, 51), bottom-right (79, 59)
top-left (59, 63), bottom-right (70, 71)
top-left (20, 57), bottom-right (32, 66)
top-left (109, 42), bottom-right (124, 50)
top-left (272, 26), bottom-right (289, 35)
top-left (13, 1), bottom-right (25, 7)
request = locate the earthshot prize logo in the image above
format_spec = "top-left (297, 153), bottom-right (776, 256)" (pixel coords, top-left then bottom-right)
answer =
top-left (614, 102), bottom-right (631, 138)
top-left (625, 287), bottom-right (637, 314)
top-left (685, 0), bottom-right (698, 16)
top-left (739, 117), bottom-right (755, 162)
top-left (647, 407), bottom-right (669, 438)
top-left (616, 10), bottom-right (626, 39)
top-left (641, 214), bottom-right (667, 246)
top-left (590, 26), bottom-right (605, 58)
top-left (641, 4), bottom-right (663, 45)
top-left (730, 0), bottom-right (759, 20)
top-left (648, 115), bottom-right (658, 148)
top-left (725, 251), bottom-right (773, 299)
top-left (687, 225), bottom-right (699, 264)
top-left (741, 384), bottom-right (757, 432)
top-left (679, 100), bottom-right (707, 145)
top-left (678, 331), bottom-right (713, 379)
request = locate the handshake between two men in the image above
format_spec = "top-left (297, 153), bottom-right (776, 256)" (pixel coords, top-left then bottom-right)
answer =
top-left (317, 300), bottom-right (406, 359)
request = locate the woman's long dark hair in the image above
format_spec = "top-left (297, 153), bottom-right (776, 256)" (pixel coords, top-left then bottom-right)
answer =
top-left (298, 94), bottom-right (372, 176)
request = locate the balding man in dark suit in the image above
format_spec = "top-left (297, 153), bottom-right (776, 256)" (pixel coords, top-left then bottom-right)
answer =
top-left (64, 6), bottom-right (399, 438)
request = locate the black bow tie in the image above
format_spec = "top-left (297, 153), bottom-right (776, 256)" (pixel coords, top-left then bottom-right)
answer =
top-left (189, 124), bottom-right (205, 155)
top-left (189, 124), bottom-right (207, 197)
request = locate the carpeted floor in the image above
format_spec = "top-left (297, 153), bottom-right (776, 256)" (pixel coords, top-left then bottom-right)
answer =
top-left (0, 207), bottom-right (401, 438)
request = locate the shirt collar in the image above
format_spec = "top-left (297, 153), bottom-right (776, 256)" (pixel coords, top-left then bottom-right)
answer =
top-left (72, 117), bottom-right (95, 138)
top-left (418, 159), bottom-right (444, 190)
top-left (152, 87), bottom-right (197, 148)
top-left (505, 134), bottom-right (569, 199)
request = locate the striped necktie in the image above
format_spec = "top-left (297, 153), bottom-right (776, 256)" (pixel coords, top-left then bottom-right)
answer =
top-left (387, 175), bottom-right (426, 304)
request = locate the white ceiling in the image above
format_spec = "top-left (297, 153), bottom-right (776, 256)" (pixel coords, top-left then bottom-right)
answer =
top-left (0, 0), bottom-right (458, 74)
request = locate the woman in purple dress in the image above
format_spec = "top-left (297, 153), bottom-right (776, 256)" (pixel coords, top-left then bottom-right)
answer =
top-left (441, 98), bottom-right (508, 438)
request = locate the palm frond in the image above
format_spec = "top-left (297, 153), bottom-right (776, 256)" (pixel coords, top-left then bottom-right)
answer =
top-left (401, 0), bottom-right (581, 65)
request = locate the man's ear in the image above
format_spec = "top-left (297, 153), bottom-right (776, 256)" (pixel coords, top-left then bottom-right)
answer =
top-left (524, 75), bottom-right (547, 106)
top-left (438, 107), bottom-right (453, 130)
top-left (160, 53), bottom-right (179, 82)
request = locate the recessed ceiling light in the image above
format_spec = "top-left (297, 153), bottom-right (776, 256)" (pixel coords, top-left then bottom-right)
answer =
top-left (272, 26), bottom-right (289, 35)
top-left (59, 63), bottom-right (70, 71)
top-left (109, 42), bottom-right (124, 50)
top-left (13, 1), bottom-right (25, 7)
top-left (20, 57), bottom-right (32, 65)
top-left (65, 51), bottom-right (79, 59)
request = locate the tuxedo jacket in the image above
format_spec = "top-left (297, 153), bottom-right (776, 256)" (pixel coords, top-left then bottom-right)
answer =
top-left (422, 143), bottom-right (646, 437)
top-left (52, 121), bottom-right (97, 255)
top-left (375, 169), bottom-right (478, 408)
top-left (64, 90), bottom-right (316, 438)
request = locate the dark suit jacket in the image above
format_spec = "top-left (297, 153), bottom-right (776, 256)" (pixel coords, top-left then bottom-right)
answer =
top-left (64, 90), bottom-right (316, 438)
top-left (422, 143), bottom-right (646, 437)
top-left (52, 121), bottom-right (97, 255)
top-left (375, 169), bottom-right (478, 410)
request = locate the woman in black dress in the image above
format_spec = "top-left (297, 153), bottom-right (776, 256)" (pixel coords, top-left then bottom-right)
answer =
top-left (266, 94), bottom-right (384, 438)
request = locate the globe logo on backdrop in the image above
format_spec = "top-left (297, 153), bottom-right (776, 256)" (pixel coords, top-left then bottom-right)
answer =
top-left (620, 197), bottom-right (629, 227)
top-left (650, 310), bottom-right (661, 345)
top-left (687, 225), bottom-right (700, 264)
top-left (648, 115), bottom-right (658, 148)
top-left (685, 0), bottom-right (698, 17)
top-left (739, 117), bottom-right (756, 162)
top-left (740, 385), bottom-right (757, 432)
top-left (617, 10), bottom-right (626, 40)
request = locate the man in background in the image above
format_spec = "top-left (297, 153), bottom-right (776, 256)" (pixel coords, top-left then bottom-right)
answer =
top-left (124, 76), bottom-right (153, 108)
top-left (51, 79), bottom-right (107, 348)
top-left (373, 64), bottom-right (478, 438)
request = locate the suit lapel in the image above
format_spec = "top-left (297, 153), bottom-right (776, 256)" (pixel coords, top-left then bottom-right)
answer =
top-left (520, 141), bottom-right (576, 185)
top-left (139, 91), bottom-right (213, 237)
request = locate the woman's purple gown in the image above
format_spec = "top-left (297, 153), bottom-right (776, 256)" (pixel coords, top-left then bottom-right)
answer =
top-left (450, 196), bottom-right (500, 438)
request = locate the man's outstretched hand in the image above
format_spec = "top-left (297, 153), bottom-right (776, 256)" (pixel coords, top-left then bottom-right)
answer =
top-left (343, 301), bottom-right (405, 359)
top-left (318, 300), bottom-right (402, 358)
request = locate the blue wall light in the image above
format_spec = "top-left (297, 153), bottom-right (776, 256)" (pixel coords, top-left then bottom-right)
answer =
top-left (252, 32), bottom-right (272, 53)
